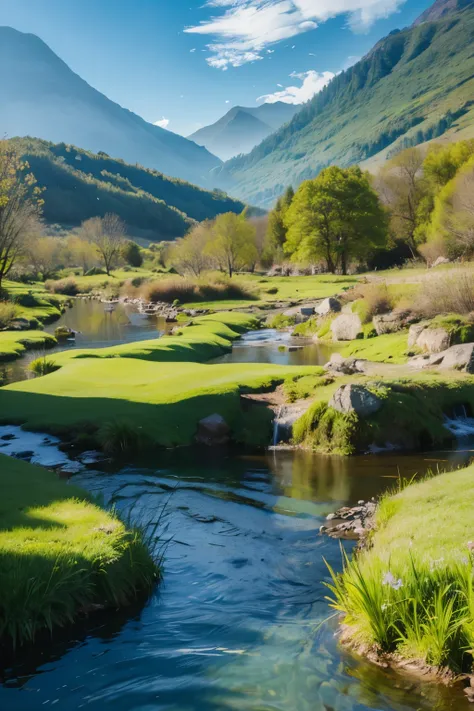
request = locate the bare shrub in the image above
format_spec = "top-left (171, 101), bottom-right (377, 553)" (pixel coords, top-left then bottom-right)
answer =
top-left (415, 272), bottom-right (474, 317)
top-left (45, 277), bottom-right (79, 296)
top-left (363, 283), bottom-right (394, 318)
top-left (141, 276), bottom-right (255, 304)
top-left (418, 240), bottom-right (447, 266)
top-left (0, 301), bottom-right (19, 328)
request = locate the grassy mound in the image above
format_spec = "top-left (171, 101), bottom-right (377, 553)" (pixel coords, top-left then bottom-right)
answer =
top-left (327, 464), bottom-right (474, 674)
top-left (3, 280), bottom-right (68, 327)
top-left (0, 331), bottom-right (57, 362)
top-left (0, 359), bottom-right (319, 448)
top-left (341, 331), bottom-right (410, 364)
top-left (0, 454), bottom-right (158, 647)
top-left (292, 373), bottom-right (474, 454)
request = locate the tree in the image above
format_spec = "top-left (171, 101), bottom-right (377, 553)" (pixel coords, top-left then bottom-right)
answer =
top-left (169, 221), bottom-right (212, 277)
top-left (80, 213), bottom-right (126, 275)
top-left (284, 166), bottom-right (388, 274)
top-left (65, 234), bottom-right (98, 274)
top-left (121, 240), bottom-right (143, 268)
top-left (375, 147), bottom-right (426, 257)
top-left (26, 235), bottom-right (63, 280)
top-left (207, 212), bottom-right (257, 277)
top-left (0, 141), bottom-right (42, 292)
top-left (265, 185), bottom-right (295, 261)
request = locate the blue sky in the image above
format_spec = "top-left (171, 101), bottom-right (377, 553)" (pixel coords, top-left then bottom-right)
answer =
top-left (1, 0), bottom-right (432, 136)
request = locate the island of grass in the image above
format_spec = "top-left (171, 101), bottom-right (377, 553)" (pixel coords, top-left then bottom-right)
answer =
top-left (0, 330), bottom-right (57, 363)
top-left (0, 312), bottom-right (322, 450)
top-left (0, 454), bottom-right (158, 648)
top-left (2, 280), bottom-right (69, 327)
top-left (327, 463), bottom-right (474, 681)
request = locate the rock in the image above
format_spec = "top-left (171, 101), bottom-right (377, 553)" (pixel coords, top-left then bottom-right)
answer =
top-left (300, 306), bottom-right (315, 318)
top-left (325, 354), bottom-right (367, 375)
top-left (408, 343), bottom-right (474, 373)
top-left (432, 256), bottom-right (450, 268)
top-left (330, 313), bottom-right (362, 341)
top-left (8, 318), bottom-right (31, 331)
top-left (196, 413), bottom-right (230, 446)
top-left (408, 321), bottom-right (452, 353)
top-left (373, 310), bottom-right (417, 336)
top-left (329, 384), bottom-right (382, 417)
top-left (315, 297), bottom-right (341, 316)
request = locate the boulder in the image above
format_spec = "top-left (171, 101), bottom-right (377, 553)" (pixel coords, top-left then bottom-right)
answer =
top-left (325, 353), bottom-right (367, 375)
top-left (330, 313), bottom-right (362, 341)
top-left (329, 384), bottom-right (382, 417)
top-left (315, 297), bottom-right (341, 317)
top-left (431, 256), bottom-right (450, 268)
top-left (373, 310), bottom-right (417, 336)
top-left (408, 343), bottom-right (474, 373)
top-left (196, 414), bottom-right (230, 445)
top-left (408, 321), bottom-right (452, 353)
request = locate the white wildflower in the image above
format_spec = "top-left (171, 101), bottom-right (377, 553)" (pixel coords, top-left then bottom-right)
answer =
top-left (382, 572), bottom-right (403, 590)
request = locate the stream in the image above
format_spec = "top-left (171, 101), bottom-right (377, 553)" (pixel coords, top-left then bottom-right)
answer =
top-left (1, 302), bottom-right (473, 710)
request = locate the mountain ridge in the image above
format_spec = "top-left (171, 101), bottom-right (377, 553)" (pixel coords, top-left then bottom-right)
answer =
top-left (0, 26), bottom-right (221, 189)
top-left (214, 0), bottom-right (474, 206)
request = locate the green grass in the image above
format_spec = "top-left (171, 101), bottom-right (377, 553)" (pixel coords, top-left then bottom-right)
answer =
top-left (291, 372), bottom-right (474, 454)
top-left (327, 463), bottom-right (474, 672)
top-left (341, 331), bottom-right (410, 364)
top-left (429, 314), bottom-right (474, 344)
top-left (0, 454), bottom-right (158, 646)
top-left (2, 280), bottom-right (68, 327)
top-left (0, 331), bottom-right (57, 362)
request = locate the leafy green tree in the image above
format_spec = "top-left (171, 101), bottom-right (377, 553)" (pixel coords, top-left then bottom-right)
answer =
top-left (0, 141), bottom-right (42, 292)
top-left (284, 166), bottom-right (388, 274)
top-left (121, 240), bottom-right (143, 268)
top-left (207, 212), bottom-right (257, 277)
top-left (265, 185), bottom-right (295, 263)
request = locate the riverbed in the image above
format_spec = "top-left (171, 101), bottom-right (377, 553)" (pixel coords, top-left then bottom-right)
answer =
top-left (1, 302), bottom-right (473, 710)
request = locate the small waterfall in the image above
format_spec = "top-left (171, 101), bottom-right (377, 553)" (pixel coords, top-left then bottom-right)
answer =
top-left (272, 405), bottom-right (283, 447)
top-left (443, 404), bottom-right (474, 440)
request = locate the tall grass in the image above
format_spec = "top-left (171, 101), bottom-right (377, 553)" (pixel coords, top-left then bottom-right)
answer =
top-left (415, 272), bottom-right (474, 317)
top-left (45, 277), bottom-right (80, 296)
top-left (141, 275), bottom-right (256, 304)
top-left (0, 301), bottom-right (19, 328)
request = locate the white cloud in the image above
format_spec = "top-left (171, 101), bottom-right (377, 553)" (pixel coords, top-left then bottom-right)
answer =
top-left (154, 117), bottom-right (170, 129)
top-left (257, 69), bottom-right (334, 104)
top-left (185, 0), bottom-right (405, 69)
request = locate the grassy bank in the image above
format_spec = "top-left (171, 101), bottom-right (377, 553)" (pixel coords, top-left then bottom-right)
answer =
top-left (0, 454), bottom-right (158, 647)
top-left (0, 331), bottom-right (57, 362)
top-left (327, 463), bottom-right (474, 676)
top-left (3, 280), bottom-right (69, 327)
top-left (291, 373), bottom-right (474, 454)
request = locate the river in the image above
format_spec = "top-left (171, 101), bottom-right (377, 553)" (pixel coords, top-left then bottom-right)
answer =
top-left (0, 302), bottom-right (472, 710)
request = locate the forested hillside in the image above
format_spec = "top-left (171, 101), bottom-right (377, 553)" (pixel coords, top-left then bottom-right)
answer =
top-left (216, 0), bottom-right (474, 206)
top-left (14, 138), bottom-right (246, 240)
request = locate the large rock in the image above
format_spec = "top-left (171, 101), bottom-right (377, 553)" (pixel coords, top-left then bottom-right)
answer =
top-left (373, 310), bottom-right (417, 336)
top-left (329, 384), bottom-right (382, 417)
top-left (196, 413), bottom-right (230, 445)
top-left (330, 313), bottom-right (362, 341)
top-left (409, 343), bottom-right (474, 373)
top-left (408, 321), bottom-right (451, 353)
top-left (325, 353), bottom-right (367, 375)
top-left (315, 297), bottom-right (341, 317)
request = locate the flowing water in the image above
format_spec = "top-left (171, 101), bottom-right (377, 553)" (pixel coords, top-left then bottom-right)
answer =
top-left (1, 309), bottom-right (473, 710)
top-left (0, 300), bottom-right (171, 385)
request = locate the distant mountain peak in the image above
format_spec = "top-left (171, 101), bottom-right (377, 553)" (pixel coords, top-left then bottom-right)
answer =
top-left (413, 0), bottom-right (473, 25)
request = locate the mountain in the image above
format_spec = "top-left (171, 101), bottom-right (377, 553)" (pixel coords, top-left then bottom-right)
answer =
top-left (12, 138), bottom-right (246, 241)
top-left (215, 0), bottom-right (474, 206)
top-left (188, 102), bottom-right (298, 161)
top-left (0, 26), bottom-right (221, 188)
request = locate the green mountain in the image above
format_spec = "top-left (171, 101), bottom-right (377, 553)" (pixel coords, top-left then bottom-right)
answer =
top-left (14, 138), bottom-right (246, 241)
top-left (188, 103), bottom-right (298, 161)
top-left (215, 0), bottom-right (474, 206)
top-left (0, 26), bottom-right (221, 188)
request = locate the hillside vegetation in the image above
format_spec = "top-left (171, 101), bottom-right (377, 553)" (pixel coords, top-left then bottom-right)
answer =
top-left (217, 2), bottom-right (474, 206)
top-left (12, 138), bottom-right (246, 239)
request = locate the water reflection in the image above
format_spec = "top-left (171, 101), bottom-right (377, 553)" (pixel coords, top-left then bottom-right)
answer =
top-left (2, 300), bottom-right (169, 384)
top-left (1, 448), bottom-right (470, 711)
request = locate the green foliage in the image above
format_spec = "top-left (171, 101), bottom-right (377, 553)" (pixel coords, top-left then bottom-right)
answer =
top-left (327, 463), bottom-right (474, 672)
top-left (98, 420), bottom-right (146, 456)
top-left (293, 402), bottom-right (360, 455)
top-left (29, 357), bottom-right (61, 377)
top-left (207, 212), bottom-right (258, 277)
top-left (121, 240), bottom-right (143, 268)
top-left (0, 301), bottom-right (19, 328)
top-left (0, 454), bottom-right (158, 646)
top-left (10, 138), bottom-right (246, 238)
top-left (284, 166), bottom-right (388, 273)
top-left (0, 330), bottom-right (57, 362)
top-left (268, 313), bottom-right (295, 329)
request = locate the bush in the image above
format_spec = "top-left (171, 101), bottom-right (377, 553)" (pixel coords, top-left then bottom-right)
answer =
top-left (266, 286), bottom-right (279, 294)
top-left (0, 301), bottom-right (19, 328)
top-left (351, 283), bottom-right (394, 323)
top-left (268, 313), bottom-right (295, 329)
top-left (415, 272), bottom-right (474, 317)
top-left (30, 357), bottom-right (60, 377)
top-left (142, 276), bottom-right (256, 304)
top-left (45, 278), bottom-right (80, 296)
top-left (98, 420), bottom-right (146, 456)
